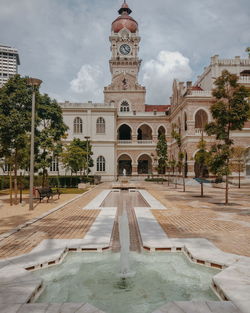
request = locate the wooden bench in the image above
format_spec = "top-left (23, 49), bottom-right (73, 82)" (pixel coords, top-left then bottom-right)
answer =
top-left (35, 187), bottom-right (61, 203)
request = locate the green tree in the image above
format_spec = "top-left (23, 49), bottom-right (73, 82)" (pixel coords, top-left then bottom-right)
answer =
top-left (35, 93), bottom-right (68, 186)
top-left (246, 47), bottom-right (250, 58)
top-left (0, 75), bottom-right (34, 204)
top-left (171, 124), bottom-right (185, 191)
top-left (156, 134), bottom-right (168, 176)
top-left (61, 138), bottom-right (93, 176)
top-left (230, 146), bottom-right (245, 189)
top-left (0, 75), bottom-right (68, 203)
top-left (169, 159), bottom-right (177, 188)
top-left (71, 138), bottom-right (93, 175)
top-left (205, 70), bottom-right (249, 204)
top-left (195, 137), bottom-right (209, 197)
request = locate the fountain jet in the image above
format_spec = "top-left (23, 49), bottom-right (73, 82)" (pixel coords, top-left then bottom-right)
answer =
top-left (117, 208), bottom-right (135, 278)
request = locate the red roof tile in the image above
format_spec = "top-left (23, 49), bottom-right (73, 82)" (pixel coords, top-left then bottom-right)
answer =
top-left (191, 85), bottom-right (203, 91)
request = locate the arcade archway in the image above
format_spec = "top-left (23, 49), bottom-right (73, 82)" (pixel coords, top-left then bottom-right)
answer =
top-left (118, 154), bottom-right (132, 176)
top-left (137, 154), bottom-right (152, 174)
top-left (137, 124), bottom-right (152, 140)
top-left (118, 124), bottom-right (132, 140)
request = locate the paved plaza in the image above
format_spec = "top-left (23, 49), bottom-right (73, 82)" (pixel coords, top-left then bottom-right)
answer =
top-left (0, 181), bottom-right (250, 259)
top-left (0, 181), bottom-right (250, 313)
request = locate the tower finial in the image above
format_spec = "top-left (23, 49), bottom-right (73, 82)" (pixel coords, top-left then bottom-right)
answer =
top-left (118, 1), bottom-right (132, 15)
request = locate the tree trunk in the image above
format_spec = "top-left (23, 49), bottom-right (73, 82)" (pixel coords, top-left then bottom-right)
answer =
top-left (14, 152), bottom-right (18, 205)
top-left (238, 163), bottom-right (241, 189)
top-left (201, 182), bottom-right (204, 197)
top-left (56, 157), bottom-right (60, 188)
top-left (168, 170), bottom-right (170, 186)
top-left (182, 164), bottom-right (185, 192)
top-left (225, 173), bottom-right (229, 205)
top-left (9, 170), bottom-right (13, 206)
top-left (42, 168), bottom-right (45, 188)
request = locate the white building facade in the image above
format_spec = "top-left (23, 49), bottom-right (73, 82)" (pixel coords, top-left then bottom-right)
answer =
top-left (58, 1), bottom-right (250, 182)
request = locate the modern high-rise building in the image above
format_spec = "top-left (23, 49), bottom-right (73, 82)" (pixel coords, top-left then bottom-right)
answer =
top-left (0, 45), bottom-right (20, 87)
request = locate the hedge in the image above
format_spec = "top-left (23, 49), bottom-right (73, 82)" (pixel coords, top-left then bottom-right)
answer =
top-left (0, 175), bottom-right (94, 190)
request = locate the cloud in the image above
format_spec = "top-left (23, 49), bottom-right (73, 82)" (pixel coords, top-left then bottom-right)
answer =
top-left (142, 51), bottom-right (192, 105)
top-left (70, 65), bottom-right (103, 101)
top-left (0, 0), bottom-right (249, 104)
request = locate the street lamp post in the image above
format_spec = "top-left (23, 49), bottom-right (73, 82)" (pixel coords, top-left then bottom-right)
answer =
top-left (28, 77), bottom-right (42, 210)
top-left (84, 136), bottom-right (90, 178)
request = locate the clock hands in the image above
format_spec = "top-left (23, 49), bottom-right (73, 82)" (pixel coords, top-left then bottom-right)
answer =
top-left (120, 44), bottom-right (131, 55)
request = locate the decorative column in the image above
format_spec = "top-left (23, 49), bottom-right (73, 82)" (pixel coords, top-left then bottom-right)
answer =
top-left (187, 121), bottom-right (195, 135)
top-left (132, 163), bottom-right (137, 176)
top-left (152, 159), bottom-right (158, 175)
top-left (188, 160), bottom-right (195, 177)
top-left (132, 134), bottom-right (137, 144)
top-left (152, 134), bottom-right (158, 144)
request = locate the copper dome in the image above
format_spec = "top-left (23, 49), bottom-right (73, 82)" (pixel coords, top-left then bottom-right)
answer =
top-left (112, 1), bottom-right (138, 33)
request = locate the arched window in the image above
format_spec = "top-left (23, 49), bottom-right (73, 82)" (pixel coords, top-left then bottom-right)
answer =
top-left (195, 109), bottom-right (208, 129)
top-left (96, 117), bottom-right (105, 134)
top-left (73, 117), bottom-right (83, 134)
top-left (50, 157), bottom-right (59, 172)
top-left (158, 126), bottom-right (166, 139)
top-left (178, 117), bottom-right (181, 134)
top-left (120, 101), bottom-right (130, 112)
top-left (97, 156), bottom-right (105, 172)
top-left (184, 112), bottom-right (187, 131)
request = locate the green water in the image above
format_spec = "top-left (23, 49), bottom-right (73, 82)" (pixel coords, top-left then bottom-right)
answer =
top-left (34, 252), bottom-right (219, 313)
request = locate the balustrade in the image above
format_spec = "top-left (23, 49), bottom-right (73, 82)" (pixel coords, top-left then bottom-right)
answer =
top-left (137, 140), bottom-right (153, 144)
top-left (118, 140), bottom-right (132, 144)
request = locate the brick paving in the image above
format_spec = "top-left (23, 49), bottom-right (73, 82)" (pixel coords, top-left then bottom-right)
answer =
top-left (1, 180), bottom-right (250, 260)
top-left (143, 181), bottom-right (250, 257)
top-left (0, 185), bottom-right (107, 259)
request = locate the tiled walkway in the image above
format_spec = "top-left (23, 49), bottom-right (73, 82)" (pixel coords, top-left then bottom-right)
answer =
top-left (145, 182), bottom-right (250, 257)
top-left (0, 186), bottom-right (105, 258)
top-left (1, 181), bottom-right (250, 259)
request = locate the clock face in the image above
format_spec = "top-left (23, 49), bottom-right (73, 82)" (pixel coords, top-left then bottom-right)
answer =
top-left (119, 44), bottom-right (131, 55)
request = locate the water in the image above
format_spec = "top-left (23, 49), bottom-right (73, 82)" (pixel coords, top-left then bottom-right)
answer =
top-left (34, 252), bottom-right (219, 313)
top-left (118, 209), bottom-right (135, 278)
top-left (101, 190), bottom-right (150, 208)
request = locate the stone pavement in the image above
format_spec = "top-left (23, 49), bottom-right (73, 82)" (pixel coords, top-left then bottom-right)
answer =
top-left (0, 184), bottom-right (109, 259)
top-left (0, 193), bottom-right (78, 234)
top-left (141, 182), bottom-right (250, 257)
top-left (1, 185), bottom-right (250, 313)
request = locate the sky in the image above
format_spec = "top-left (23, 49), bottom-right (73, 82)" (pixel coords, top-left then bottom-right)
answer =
top-left (0, 0), bottom-right (249, 105)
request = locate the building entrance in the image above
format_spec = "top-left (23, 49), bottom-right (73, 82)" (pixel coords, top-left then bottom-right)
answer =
top-left (118, 154), bottom-right (132, 176)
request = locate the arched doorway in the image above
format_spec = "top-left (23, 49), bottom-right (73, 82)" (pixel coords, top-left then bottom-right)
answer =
top-left (184, 112), bottom-right (187, 131)
top-left (118, 124), bottom-right (132, 140)
top-left (137, 124), bottom-right (152, 140)
top-left (118, 154), bottom-right (132, 176)
top-left (137, 154), bottom-right (152, 174)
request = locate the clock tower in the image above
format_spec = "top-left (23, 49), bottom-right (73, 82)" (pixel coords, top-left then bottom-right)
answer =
top-left (104, 1), bottom-right (146, 112)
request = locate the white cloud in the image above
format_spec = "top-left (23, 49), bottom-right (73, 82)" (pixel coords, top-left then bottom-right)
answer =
top-left (1, 0), bottom-right (249, 104)
top-left (70, 65), bottom-right (103, 101)
top-left (142, 51), bottom-right (192, 105)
